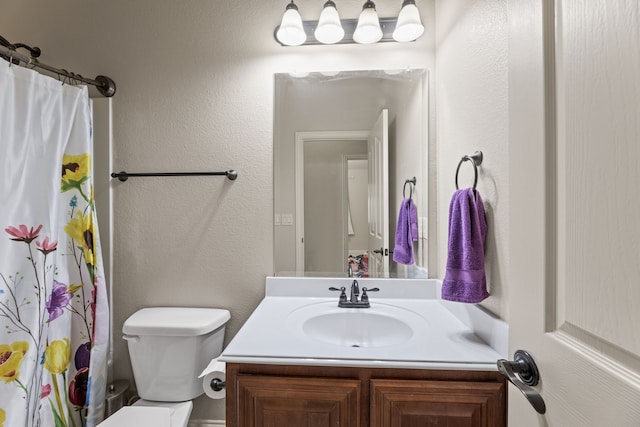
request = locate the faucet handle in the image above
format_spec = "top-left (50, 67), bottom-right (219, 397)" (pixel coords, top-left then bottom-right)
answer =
top-left (360, 287), bottom-right (379, 304)
top-left (329, 286), bottom-right (347, 302)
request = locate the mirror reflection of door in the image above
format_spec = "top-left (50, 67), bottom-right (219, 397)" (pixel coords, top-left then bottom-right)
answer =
top-left (300, 136), bottom-right (368, 273)
top-left (367, 109), bottom-right (389, 276)
top-left (345, 157), bottom-right (368, 275)
top-left (296, 108), bottom-right (389, 276)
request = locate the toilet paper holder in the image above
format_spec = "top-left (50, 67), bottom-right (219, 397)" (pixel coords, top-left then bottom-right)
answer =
top-left (210, 377), bottom-right (226, 392)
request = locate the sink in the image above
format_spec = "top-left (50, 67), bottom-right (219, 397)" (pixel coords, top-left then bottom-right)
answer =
top-left (303, 311), bottom-right (413, 347)
top-left (287, 301), bottom-right (428, 348)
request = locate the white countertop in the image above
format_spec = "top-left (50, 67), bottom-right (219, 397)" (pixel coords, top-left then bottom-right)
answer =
top-left (220, 277), bottom-right (508, 371)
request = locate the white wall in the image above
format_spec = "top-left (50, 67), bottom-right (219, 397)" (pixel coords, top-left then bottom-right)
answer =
top-left (0, 0), bottom-right (436, 421)
top-left (435, 0), bottom-right (509, 318)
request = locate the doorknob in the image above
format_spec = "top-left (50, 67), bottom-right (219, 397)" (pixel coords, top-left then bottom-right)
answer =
top-left (373, 248), bottom-right (390, 256)
top-left (497, 350), bottom-right (546, 414)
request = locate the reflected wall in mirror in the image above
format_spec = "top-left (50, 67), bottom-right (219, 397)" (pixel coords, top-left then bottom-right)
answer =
top-left (274, 70), bottom-right (428, 278)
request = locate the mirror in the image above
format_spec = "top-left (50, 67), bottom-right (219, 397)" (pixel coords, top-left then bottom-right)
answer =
top-left (274, 69), bottom-right (428, 278)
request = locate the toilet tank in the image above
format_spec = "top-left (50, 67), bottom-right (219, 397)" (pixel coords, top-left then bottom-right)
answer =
top-left (123, 307), bottom-right (230, 402)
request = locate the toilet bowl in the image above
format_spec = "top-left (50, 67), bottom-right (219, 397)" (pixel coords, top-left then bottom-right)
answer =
top-left (99, 307), bottom-right (230, 427)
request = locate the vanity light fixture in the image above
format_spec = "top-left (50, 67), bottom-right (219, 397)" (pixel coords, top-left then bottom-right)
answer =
top-left (314, 0), bottom-right (345, 44)
top-left (392, 0), bottom-right (424, 42)
top-left (274, 0), bottom-right (425, 46)
top-left (353, 0), bottom-right (383, 44)
top-left (275, 1), bottom-right (307, 46)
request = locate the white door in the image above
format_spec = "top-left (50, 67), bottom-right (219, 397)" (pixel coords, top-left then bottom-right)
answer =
top-left (367, 110), bottom-right (389, 276)
top-left (508, 0), bottom-right (640, 425)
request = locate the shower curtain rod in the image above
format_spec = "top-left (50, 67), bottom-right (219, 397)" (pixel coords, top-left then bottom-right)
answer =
top-left (0, 40), bottom-right (116, 97)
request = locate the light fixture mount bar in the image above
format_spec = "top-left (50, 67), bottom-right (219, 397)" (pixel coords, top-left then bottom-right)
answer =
top-left (275, 17), bottom-right (401, 46)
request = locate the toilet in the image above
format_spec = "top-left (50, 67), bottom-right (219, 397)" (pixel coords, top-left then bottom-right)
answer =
top-left (99, 307), bottom-right (230, 427)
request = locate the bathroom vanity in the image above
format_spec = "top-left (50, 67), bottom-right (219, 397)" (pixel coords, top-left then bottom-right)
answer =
top-left (220, 277), bottom-right (508, 426)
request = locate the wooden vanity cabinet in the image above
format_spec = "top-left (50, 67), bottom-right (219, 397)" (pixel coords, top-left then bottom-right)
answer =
top-left (226, 363), bottom-right (506, 427)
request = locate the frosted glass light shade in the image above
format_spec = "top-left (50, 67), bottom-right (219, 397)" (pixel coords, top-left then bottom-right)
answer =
top-left (276, 3), bottom-right (307, 46)
top-left (314, 1), bottom-right (345, 44)
top-left (392, 1), bottom-right (424, 42)
top-left (353, 3), bottom-right (382, 44)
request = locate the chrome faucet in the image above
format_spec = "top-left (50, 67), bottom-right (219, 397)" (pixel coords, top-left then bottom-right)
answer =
top-left (329, 280), bottom-right (379, 308)
top-left (349, 280), bottom-right (359, 303)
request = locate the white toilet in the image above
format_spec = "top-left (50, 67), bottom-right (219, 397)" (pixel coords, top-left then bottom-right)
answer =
top-left (100, 307), bottom-right (230, 427)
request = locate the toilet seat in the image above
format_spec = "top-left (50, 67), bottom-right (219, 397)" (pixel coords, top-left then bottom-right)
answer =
top-left (97, 400), bottom-right (192, 427)
top-left (134, 400), bottom-right (193, 427)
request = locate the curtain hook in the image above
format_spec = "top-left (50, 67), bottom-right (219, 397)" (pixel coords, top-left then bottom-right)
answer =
top-left (61, 70), bottom-right (69, 86)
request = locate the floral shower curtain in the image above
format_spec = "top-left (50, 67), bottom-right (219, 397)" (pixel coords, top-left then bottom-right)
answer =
top-left (0, 59), bottom-right (109, 426)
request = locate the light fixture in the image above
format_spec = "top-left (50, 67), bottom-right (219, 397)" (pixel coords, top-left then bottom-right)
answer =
top-left (314, 0), bottom-right (345, 44)
top-left (275, 1), bottom-right (307, 46)
top-left (392, 0), bottom-right (424, 42)
top-left (274, 0), bottom-right (425, 46)
top-left (353, 0), bottom-right (383, 44)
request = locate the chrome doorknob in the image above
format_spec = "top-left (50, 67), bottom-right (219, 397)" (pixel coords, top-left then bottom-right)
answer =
top-left (497, 350), bottom-right (546, 414)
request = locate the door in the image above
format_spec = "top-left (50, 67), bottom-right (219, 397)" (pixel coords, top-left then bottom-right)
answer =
top-left (508, 0), bottom-right (640, 425)
top-left (294, 131), bottom-right (370, 273)
top-left (368, 109), bottom-right (389, 276)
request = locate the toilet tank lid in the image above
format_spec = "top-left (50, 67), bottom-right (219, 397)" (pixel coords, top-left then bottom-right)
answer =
top-left (123, 307), bottom-right (230, 336)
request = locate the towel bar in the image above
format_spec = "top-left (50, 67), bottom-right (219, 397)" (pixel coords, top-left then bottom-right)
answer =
top-left (455, 151), bottom-right (483, 190)
top-left (403, 177), bottom-right (416, 198)
top-left (111, 170), bottom-right (238, 182)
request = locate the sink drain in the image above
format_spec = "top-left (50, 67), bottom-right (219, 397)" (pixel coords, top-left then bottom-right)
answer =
top-left (351, 344), bottom-right (360, 347)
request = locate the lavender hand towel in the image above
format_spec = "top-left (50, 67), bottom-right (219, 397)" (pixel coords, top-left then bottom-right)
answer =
top-left (392, 198), bottom-right (419, 265)
top-left (441, 188), bottom-right (490, 303)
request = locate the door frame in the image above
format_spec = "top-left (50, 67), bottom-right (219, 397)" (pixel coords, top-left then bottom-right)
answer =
top-left (294, 130), bottom-right (370, 272)
top-left (342, 154), bottom-right (368, 267)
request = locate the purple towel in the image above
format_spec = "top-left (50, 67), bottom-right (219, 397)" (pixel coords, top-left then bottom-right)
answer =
top-left (393, 198), bottom-right (418, 265)
top-left (441, 188), bottom-right (489, 303)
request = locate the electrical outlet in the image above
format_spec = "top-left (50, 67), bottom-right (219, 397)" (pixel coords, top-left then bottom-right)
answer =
top-left (282, 214), bottom-right (293, 226)
top-left (274, 214), bottom-right (282, 225)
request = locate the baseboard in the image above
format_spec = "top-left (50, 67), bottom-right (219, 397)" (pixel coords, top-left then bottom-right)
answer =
top-left (188, 420), bottom-right (225, 427)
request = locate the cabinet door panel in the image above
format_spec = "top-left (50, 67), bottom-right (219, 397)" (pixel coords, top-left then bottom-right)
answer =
top-left (370, 379), bottom-right (505, 427)
top-left (236, 375), bottom-right (361, 427)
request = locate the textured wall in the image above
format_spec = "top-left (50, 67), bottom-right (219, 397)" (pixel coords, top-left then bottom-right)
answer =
top-left (435, 0), bottom-right (509, 317)
top-left (0, 0), bottom-right (436, 421)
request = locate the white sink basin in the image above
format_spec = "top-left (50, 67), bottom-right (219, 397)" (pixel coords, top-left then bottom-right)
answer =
top-left (287, 301), bottom-right (428, 348)
top-left (303, 311), bottom-right (413, 347)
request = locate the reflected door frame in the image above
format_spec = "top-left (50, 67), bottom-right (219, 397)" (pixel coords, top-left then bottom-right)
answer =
top-left (343, 154), bottom-right (368, 267)
top-left (294, 130), bottom-right (370, 272)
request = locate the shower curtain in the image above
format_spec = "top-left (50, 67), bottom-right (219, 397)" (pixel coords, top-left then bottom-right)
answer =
top-left (0, 59), bottom-right (109, 427)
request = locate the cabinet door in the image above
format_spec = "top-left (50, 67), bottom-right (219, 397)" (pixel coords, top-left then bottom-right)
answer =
top-left (370, 379), bottom-right (505, 427)
top-left (236, 375), bottom-right (361, 427)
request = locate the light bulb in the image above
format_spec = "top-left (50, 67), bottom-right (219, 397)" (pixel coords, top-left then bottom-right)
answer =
top-left (314, 0), bottom-right (345, 44)
top-left (392, 0), bottom-right (424, 42)
top-left (276, 1), bottom-right (307, 46)
top-left (353, 0), bottom-right (382, 44)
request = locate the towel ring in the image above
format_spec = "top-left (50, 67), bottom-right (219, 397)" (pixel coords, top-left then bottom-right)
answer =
top-left (455, 151), bottom-right (483, 190)
top-left (403, 177), bottom-right (416, 199)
